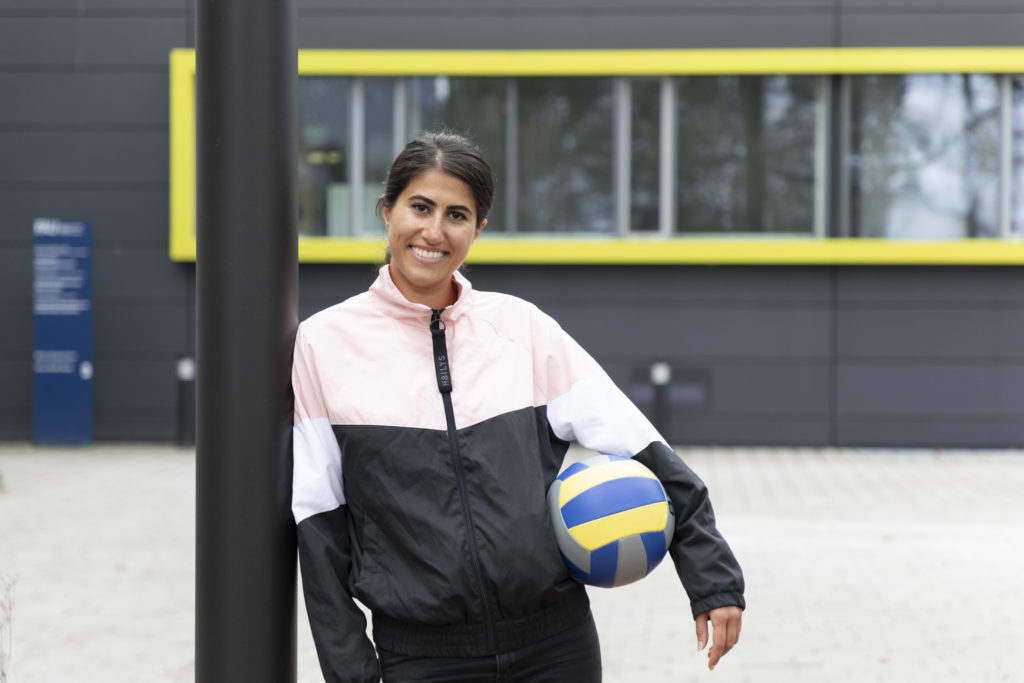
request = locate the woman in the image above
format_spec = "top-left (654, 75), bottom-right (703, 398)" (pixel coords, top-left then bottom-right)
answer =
top-left (292, 131), bottom-right (744, 683)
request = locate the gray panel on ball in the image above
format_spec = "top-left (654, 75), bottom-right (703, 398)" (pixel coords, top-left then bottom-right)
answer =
top-left (613, 535), bottom-right (648, 587)
top-left (546, 479), bottom-right (591, 574)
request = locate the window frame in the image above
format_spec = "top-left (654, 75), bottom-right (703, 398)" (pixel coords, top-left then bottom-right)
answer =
top-left (170, 47), bottom-right (1024, 264)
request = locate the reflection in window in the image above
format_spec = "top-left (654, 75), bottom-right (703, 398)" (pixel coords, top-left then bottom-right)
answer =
top-left (516, 78), bottom-right (614, 233)
top-left (408, 77), bottom-right (508, 231)
top-left (849, 74), bottom-right (1000, 238)
top-left (1013, 76), bottom-right (1024, 236)
top-left (631, 79), bottom-right (660, 232)
top-left (675, 76), bottom-right (818, 234)
top-left (363, 79), bottom-right (394, 235)
top-left (298, 77), bottom-right (350, 237)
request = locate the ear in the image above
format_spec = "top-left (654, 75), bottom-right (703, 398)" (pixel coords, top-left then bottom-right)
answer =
top-left (474, 218), bottom-right (486, 241)
top-left (382, 206), bottom-right (391, 229)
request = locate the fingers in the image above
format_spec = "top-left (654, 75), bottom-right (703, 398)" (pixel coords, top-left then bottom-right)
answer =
top-left (694, 612), bottom-right (709, 653)
top-left (703, 606), bottom-right (743, 671)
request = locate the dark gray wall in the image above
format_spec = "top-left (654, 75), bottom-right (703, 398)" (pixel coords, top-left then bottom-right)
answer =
top-left (3, 1), bottom-right (1024, 445)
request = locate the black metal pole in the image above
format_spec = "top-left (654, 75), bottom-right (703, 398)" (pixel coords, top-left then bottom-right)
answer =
top-left (195, 2), bottom-right (298, 681)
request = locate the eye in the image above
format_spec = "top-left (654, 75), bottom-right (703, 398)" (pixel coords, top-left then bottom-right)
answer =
top-left (448, 210), bottom-right (467, 221)
top-left (411, 203), bottom-right (430, 214)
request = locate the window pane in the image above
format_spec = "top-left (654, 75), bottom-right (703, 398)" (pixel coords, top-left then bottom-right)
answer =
top-left (407, 76), bottom-right (508, 231)
top-left (849, 74), bottom-right (1001, 239)
top-left (363, 78), bottom-right (394, 236)
top-left (1013, 76), bottom-right (1024, 236)
top-left (298, 77), bottom-right (350, 237)
top-left (631, 78), bottom-right (660, 232)
top-left (675, 75), bottom-right (817, 234)
top-left (516, 78), bottom-right (615, 233)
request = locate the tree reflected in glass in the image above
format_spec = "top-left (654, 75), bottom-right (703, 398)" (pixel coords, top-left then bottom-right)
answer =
top-left (849, 74), bottom-right (1000, 238)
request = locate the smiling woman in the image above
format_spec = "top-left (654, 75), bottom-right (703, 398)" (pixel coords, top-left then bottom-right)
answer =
top-left (291, 130), bottom-right (745, 683)
top-left (377, 132), bottom-right (493, 308)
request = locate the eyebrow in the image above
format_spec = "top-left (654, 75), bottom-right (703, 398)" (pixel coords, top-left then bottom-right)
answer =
top-left (407, 194), bottom-right (474, 216)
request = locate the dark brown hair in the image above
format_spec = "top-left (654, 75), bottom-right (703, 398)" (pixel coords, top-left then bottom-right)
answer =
top-left (377, 130), bottom-right (495, 229)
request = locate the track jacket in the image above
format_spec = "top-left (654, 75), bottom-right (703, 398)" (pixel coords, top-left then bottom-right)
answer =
top-left (292, 266), bottom-right (745, 682)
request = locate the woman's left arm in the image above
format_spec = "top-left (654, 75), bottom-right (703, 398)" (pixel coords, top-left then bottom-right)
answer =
top-left (532, 306), bottom-right (745, 622)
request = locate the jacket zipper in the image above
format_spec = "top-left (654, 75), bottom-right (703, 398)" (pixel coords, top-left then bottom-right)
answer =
top-left (429, 308), bottom-right (497, 651)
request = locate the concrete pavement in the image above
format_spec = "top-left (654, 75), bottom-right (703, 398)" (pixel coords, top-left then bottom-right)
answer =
top-left (0, 443), bottom-right (1021, 682)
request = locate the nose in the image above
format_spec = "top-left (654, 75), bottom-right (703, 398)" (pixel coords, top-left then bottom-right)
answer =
top-left (422, 214), bottom-right (443, 243)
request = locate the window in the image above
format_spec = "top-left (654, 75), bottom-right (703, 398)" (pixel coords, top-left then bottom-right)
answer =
top-left (1012, 76), bottom-right (1024, 236)
top-left (675, 75), bottom-right (820, 234)
top-left (849, 74), bottom-right (1001, 239)
top-left (170, 47), bottom-right (1024, 263)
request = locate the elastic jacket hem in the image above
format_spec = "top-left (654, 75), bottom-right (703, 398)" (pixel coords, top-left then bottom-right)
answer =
top-left (372, 586), bottom-right (591, 658)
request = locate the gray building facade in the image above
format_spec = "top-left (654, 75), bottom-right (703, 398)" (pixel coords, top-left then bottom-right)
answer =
top-left (4, 1), bottom-right (1024, 447)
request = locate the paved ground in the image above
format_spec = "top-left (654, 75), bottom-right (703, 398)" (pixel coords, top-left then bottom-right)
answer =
top-left (0, 443), bottom-right (1022, 682)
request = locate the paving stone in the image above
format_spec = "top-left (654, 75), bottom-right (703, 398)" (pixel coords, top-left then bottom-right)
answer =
top-left (0, 444), bottom-right (1021, 682)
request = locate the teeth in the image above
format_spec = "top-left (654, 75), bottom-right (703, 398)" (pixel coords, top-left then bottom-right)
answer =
top-left (411, 246), bottom-right (445, 260)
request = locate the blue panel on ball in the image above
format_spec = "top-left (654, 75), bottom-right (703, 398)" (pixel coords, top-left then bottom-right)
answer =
top-left (556, 461), bottom-right (589, 482)
top-left (560, 477), bottom-right (667, 529)
top-left (582, 543), bottom-right (621, 588)
top-left (639, 529), bottom-right (669, 570)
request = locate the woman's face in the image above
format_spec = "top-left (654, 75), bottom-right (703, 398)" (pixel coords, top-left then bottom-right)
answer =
top-left (383, 168), bottom-right (485, 309)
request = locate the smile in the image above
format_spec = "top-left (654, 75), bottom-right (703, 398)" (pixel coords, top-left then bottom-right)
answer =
top-left (410, 246), bottom-right (447, 262)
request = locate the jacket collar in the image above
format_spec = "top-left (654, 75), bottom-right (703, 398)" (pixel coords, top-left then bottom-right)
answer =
top-left (369, 265), bottom-right (473, 322)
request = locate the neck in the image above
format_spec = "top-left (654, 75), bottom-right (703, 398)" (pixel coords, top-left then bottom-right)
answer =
top-left (391, 272), bottom-right (459, 309)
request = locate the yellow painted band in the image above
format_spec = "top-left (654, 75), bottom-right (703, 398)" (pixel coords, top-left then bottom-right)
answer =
top-left (298, 47), bottom-right (1024, 75)
top-left (569, 502), bottom-right (670, 551)
top-left (173, 47), bottom-right (1024, 77)
top-left (558, 459), bottom-right (658, 507)
top-left (169, 49), bottom-right (196, 262)
top-left (292, 237), bottom-right (1024, 266)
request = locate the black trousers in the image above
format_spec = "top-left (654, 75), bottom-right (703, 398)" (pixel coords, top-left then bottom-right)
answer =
top-left (378, 611), bottom-right (602, 683)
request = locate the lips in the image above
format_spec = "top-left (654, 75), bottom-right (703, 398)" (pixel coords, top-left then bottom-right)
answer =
top-left (410, 245), bottom-right (447, 262)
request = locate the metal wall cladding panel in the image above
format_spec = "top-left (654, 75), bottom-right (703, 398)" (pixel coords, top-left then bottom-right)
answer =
top-left (837, 365), bottom-right (1024, 418)
top-left (0, 131), bottom-right (167, 185)
top-left (94, 413), bottom-right (176, 441)
top-left (0, 414), bottom-right (31, 441)
top-left (0, 189), bottom-right (168, 245)
top-left (841, 0), bottom-right (1021, 9)
top-left (549, 305), bottom-right (831, 360)
top-left (0, 304), bottom-right (32, 354)
top-left (92, 248), bottom-right (186, 301)
top-left (93, 358), bottom-right (177, 412)
top-left (298, 264), bottom-right (381, 318)
top-left (95, 303), bottom-right (189, 355)
top-left (611, 360), bottom-right (830, 446)
top-left (835, 420), bottom-right (1024, 449)
top-left (0, 361), bottom-right (30, 410)
top-left (839, 308), bottom-right (1024, 361)
top-left (0, 17), bottom-right (186, 67)
top-left (300, 0), bottom-right (832, 9)
top-left (711, 364), bottom-right (830, 415)
top-left (468, 265), bottom-right (831, 307)
top-left (634, 363), bottom-right (826, 412)
top-left (1, 1), bottom-right (186, 9)
top-left (837, 267), bottom-right (1024, 305)
top-left (298, 13), bottom-right (833, 50)
top-left (839, 11), bottom-right (1024, 47)
top-left (0, 247), bottom-right (32, 303)
top-left (673, 416), bottom-right (830, 447)
top-left (0, 73), bottom-right (168, 126)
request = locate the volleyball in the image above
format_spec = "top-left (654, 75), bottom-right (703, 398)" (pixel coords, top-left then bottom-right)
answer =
top-left (547, 454), bottom-right (674, 588)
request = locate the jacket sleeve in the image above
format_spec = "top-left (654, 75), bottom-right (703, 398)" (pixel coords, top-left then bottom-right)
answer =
top-left (532, 306), bottom-right (746, 618)
top-left (292, 324), bottom-right (380, 683)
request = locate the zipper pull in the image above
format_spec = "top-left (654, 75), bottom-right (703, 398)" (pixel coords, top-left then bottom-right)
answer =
top-left (430, 309), bottom-right (452, 394)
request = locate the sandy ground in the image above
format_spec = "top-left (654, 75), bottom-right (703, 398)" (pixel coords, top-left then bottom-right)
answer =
top-left (1, 443), bottom-right (1022, 682)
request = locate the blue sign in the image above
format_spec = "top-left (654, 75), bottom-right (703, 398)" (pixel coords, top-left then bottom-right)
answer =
top-left (33, 218), bottom-right (93, 444)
